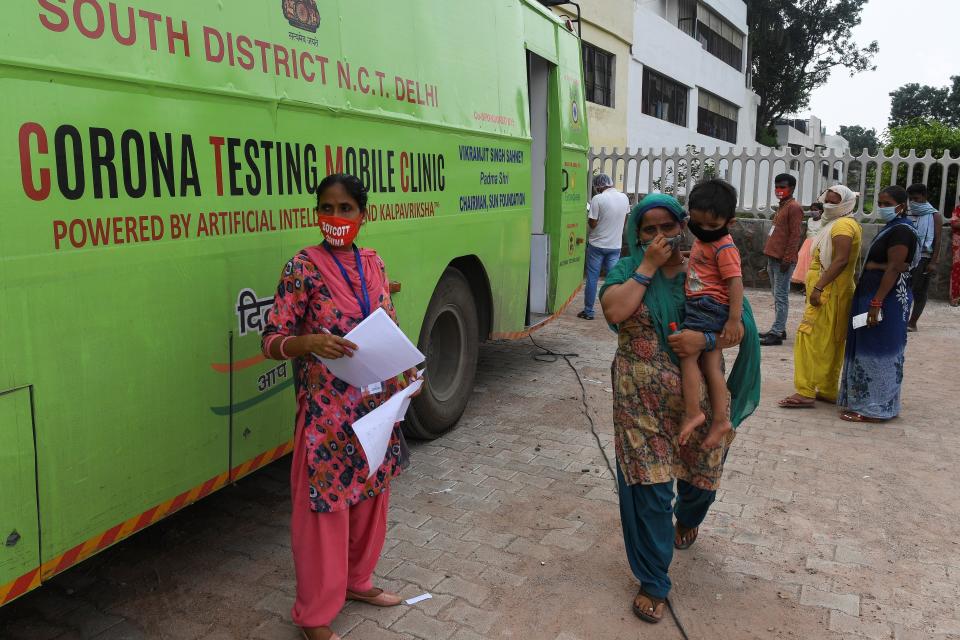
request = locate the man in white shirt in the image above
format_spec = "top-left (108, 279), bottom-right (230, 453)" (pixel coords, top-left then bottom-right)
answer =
top-left (579, 174), bottom-right (630, 319)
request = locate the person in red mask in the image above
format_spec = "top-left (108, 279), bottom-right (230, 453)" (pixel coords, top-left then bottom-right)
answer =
top-left (760, 173), bottom-right (804, 346)
top-left (260, 173), bottom-right (418, 640)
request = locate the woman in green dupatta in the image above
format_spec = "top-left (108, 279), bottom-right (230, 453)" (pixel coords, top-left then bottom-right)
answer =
top-left (599, 193), bottom-right (760, 624)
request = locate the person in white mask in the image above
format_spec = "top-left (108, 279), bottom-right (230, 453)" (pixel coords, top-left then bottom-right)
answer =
top-left (779, 185), bottom-right (862, 409)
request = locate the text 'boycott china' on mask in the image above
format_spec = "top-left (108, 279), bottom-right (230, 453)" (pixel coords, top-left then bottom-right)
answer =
top-left (320, 216), bottom-right (361, 247)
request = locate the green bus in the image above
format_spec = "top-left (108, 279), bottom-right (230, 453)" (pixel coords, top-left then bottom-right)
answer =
top-left (0, 0), bottom-right (588, 605)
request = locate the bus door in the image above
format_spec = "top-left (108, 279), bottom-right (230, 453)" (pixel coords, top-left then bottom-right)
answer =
top-left (0, 387), bottom-right (39, 594)
top-left (527, 51), bottom-right (554, 327)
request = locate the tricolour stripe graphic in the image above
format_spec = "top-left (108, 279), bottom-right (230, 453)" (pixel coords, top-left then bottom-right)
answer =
top-left (0, 440), bottom-right (293, 607)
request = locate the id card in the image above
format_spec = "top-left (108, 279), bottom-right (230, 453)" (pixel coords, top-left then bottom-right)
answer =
top-left (362, 381), bottom-right (383, 396)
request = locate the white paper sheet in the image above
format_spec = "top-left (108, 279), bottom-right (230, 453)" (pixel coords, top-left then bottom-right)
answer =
top-left (353, 379), bottom-right (423, 478)
top-left (405, 593), bottom-right (433, 605)
top-left (852, 310), bottom-right (883, 329)
top-left (319, 307), bottom-right (425, 389)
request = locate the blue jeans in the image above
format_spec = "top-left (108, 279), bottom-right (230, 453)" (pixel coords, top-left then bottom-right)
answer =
top-left (767, 257), bottom-right (796, 334)
top-left (583, 244), bottom-right (621, 315)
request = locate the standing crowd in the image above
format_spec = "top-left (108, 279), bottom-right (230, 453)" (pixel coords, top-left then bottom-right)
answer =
top-left (251, 168), bottom-right (956, 638)
top-left (584, 172), bottom-right (956, 622)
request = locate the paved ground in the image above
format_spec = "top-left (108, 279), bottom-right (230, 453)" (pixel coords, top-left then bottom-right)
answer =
top-left (1, 289), bottom-right (958, 639)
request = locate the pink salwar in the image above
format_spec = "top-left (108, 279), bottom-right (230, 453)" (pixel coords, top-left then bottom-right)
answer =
top-left (289, 418), bottom-right (390, 628)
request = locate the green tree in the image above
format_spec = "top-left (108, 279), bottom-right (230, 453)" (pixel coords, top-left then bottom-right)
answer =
top-left (881, 120), bottom-right (960, 210)
top-left (888, 76), bottom-right (960, 127)
top-left (747, 0), bottom-right (878, 141)
top-left (838, 124), bottom-right (879, 155)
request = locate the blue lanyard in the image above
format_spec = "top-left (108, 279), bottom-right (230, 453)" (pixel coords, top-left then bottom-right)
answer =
top-left (323, 242), bottom-right (371, 319)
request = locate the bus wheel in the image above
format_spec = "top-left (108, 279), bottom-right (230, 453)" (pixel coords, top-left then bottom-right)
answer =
top-left (406, 267), bottom-right (480, 440)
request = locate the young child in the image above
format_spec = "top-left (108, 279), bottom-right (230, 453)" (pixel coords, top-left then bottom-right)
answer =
top-left (678, 179), bottom-right (744, 448)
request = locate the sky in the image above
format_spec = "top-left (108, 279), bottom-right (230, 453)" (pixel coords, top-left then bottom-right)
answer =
top-left (805, 0), bottom-right (958, 136)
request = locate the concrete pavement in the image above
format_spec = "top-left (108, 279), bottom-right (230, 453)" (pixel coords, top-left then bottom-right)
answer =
top-left (1, 289), bottom-right (958, 639)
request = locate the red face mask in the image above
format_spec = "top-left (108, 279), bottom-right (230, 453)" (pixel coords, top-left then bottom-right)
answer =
top-left (775, 187), bottom-right (792, 200)
top-left (320, 215), bottom-right (361, 248)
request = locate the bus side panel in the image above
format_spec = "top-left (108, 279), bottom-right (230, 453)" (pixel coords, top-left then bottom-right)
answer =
top-left (1, 71), bottom-right (234, 565)
top-left (0, 389), bottom-right (39, 593)
top-left (0, 2), bottom-right (529, 141)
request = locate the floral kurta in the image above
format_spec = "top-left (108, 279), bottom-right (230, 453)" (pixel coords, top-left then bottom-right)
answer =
top-left (262, 248), bottom-right (403, 513)
top-left (612, 301), bottom-right (733, 491)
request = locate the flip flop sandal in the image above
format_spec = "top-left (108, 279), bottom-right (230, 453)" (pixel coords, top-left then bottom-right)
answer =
top-left (839, 411), bottom-right (885, 424)
top-left (346, 588), bottom-right (402, 607)
top-left (300, 627), bottom-right (340, 640)
top-left (674, 523), bottom-right (699, 550)
top-left (778, 396), bottom-right (815, 409)
top-left (632, 589), bottom-right (666, 624)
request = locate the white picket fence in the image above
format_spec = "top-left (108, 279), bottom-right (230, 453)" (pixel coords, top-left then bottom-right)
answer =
top-left (589, 146), bottom-right (960, 220)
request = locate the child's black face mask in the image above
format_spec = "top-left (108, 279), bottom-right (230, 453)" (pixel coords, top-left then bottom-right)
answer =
top-left (688, 220), bottom-right (729, 243)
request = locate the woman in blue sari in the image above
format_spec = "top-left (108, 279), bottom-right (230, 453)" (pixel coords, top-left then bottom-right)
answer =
top-left (838, 186), bottom-right (921, 422)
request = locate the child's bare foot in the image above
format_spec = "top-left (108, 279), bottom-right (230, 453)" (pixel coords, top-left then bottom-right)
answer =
top-left (701, 419), bottom-right (732, 449)
top-left (678, 412), bottom-right (706, 445)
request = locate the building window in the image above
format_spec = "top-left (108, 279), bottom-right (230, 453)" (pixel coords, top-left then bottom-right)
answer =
top-left (582, 41), bottom-right (615, 107)
top-left (642, 68), bottom-right (688, 127)
top-left (678, 1), bottom-right (744, 72)
top-left (697, 90), bottom-right (738, 143)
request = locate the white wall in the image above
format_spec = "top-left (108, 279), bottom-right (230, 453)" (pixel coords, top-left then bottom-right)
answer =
top-left (701, 0), bottom-right (747, 32)
top-left (625, 0), bottom-right (760, 155)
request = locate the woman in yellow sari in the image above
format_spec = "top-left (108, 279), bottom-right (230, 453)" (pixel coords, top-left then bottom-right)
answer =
top-left (779, 185), bottom-right (862, 408)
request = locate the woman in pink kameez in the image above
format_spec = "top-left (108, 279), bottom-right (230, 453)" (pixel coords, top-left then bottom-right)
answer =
top-left (261, 174), bottom-right (416, 640)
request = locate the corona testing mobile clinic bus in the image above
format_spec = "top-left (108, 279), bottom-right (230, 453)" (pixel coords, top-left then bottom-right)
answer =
top-left (0, 0), bottom-right (589, 604)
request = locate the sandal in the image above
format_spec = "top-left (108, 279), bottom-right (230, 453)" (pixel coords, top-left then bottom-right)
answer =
top-left (632, 588), bottom-right (666, 624)
top-left (674, 523), bottom-right (699, 550)
top-left (839, 411), bottom-right (885, 424)
top-left (815, 394), bottom-right (836, 405)
top-left (576, 310), bottom-right (594, 320)
top-left (300, 627), bottom-right (340, 640)
top-left (778, 394), bottom-right (815, 409)
top-left (346, 587), bottom-right (402, 607)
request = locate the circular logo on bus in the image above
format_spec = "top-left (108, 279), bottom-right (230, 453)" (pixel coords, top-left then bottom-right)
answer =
top-left (571, 101), bottom-right (580, 124)
top-left (282, 0), bottom-right (321, 33)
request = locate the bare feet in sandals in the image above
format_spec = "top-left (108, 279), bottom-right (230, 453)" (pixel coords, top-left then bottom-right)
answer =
top-left (300, 627), bottom-right (340, 640)
top-left (632, 589), bottom-right (666, 623)
top-left (674, 523), bottom-right (699, 549)
top-left (677, 412), bottom-right (705, 446)
top-left (701, 419), bottom-right (731, 449)
top-left (839, 410), bottom-right (886, 423)
top-left (778, 394), bottom-right (815, 409)
top-left (346, 587), bottom-right (402, 607)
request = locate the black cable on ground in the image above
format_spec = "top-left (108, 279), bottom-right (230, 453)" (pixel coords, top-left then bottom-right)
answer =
top-left (528, 332), bottom-right (695, 640)
top-left (667, 597), bottom-right (693, 640)
top-left (528, 334), bottom-right (617, 489)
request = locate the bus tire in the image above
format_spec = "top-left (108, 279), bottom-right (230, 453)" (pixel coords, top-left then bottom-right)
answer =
top-left (405, 267), bottom-right (480, 440)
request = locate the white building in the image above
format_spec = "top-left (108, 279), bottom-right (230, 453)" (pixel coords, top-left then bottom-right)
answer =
top-left (775, 116), bottom-right (850, 157)
top-left (626, 0), bottom-right (762, 154)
